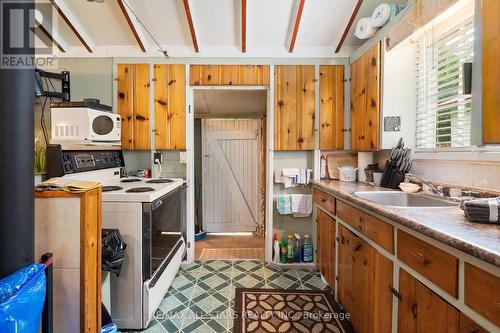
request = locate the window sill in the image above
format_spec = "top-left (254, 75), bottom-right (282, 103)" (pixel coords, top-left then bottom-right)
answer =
top-left (413, 146), bottom-right (500, 162)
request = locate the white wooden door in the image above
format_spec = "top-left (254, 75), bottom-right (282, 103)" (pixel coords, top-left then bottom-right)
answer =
top-left (202, 119), bottom-right (261, 232)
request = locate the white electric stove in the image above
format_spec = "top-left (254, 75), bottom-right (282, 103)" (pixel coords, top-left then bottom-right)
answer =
top-left (46, 144), bottom-right (186, 330)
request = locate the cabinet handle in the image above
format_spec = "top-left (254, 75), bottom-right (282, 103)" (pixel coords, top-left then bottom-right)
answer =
top-left (411, 251), bottom-right (430, 265)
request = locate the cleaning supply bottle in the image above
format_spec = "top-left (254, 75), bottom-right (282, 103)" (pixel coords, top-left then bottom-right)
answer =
top-left (280, 241), bottom-right (287, 263)
top-left (320, 155), bottom-right (327, 179)
top-left (286, 234), bottom-right (294, 263)
top-left (302, 235), bottom-right (313, 262)
top-left (273, 233), bottom-right (280, 263)
top-left (293, 233), bottom-right (302, 263)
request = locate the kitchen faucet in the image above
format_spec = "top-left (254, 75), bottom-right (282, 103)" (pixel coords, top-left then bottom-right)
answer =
top-left (405, 173), bottom-right (444, 196)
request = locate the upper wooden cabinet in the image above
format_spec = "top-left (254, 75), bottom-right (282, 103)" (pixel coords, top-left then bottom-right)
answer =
top-left (153, 64), bottom-right (186, 150)
top-left (319, 65), bottom-right (345, 150)
top-left (482, 0), bottom-right (500, 144)
top-left (274, 65), bottom-right (315, 150)
top-left (350, 42), bottom-right (381, 151)
top-left (117, 64), bottom-right (150, 150)
top-left (189, 65), bottom-right (270, 85)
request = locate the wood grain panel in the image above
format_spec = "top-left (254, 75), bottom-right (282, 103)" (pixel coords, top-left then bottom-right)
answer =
top-left (274, 65), bottom-right (298, 150)
top-left (117, 64), bottom-right (134, 149)
top-left (297, 65), bottom-right (315, 150)
top-left (133, 64), bottom-right (150, 149)
top-left (397, 230), bottom-right (458, 297)
top-left (398, 269), bottom-right (459, 333)
top-left (459, 313), bottom-right (489, 333)
top-left (464, 263), bottom-right (500, 327)
top-left (189, 64), bottom-right (202, 85)
top-left (350, 53), bottom-right (366, 151)
top-left (319, 65), bottom-right (344, 150)
top-left (168, 64), bottom-right (186, 150)
top-left (482, 0), bottom-right (500, 143)
top-left (364, 42), bottom-right (381, 150)
top-left (201, 65), bottom-right (220, 85)
top-left (313, 188), bottom-right (335, 216)
top-left (220, 65), bottom-right (240, 85)
top-left (154, 64), bottom-right (169, 149)
top-left (240, 65), bottom-right (270, 85)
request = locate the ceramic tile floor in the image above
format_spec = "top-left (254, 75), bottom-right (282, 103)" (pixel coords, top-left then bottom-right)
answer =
top-left (120, 260), bottom-right (328, 333)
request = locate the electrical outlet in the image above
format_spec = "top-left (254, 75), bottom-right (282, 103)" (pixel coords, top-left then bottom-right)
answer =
top-left (153, 152), bottom-right (162, 164)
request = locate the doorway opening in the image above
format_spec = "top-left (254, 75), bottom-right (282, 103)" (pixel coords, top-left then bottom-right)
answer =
top-left (193, 88), bottom-right (267, 260)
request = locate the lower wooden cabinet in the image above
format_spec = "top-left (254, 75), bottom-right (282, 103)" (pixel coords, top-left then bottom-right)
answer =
top-left (338, 225), bottom-right (393, 333)
top-left (316, 208), bottom-right (335, 287)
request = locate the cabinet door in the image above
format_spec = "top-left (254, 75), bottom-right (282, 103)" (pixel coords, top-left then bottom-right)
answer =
top-left (154, 64), bottom-right (186, 150)
top-left (316, 208), bottom-right (326, 276)
top-left (350, 43), bottom-right (380, 151)
top-left (274, 65), bottom-right (315, 150)
top-left (398, 269), bottom-right (459, 333)
top-left (327, 214), bottom-right (336, 287)
top-left (240, 65), bottom-right (270, 85)
top-left (483, 0), bottom-right (500, 143)
top-left (117, 64), bottom-right (135, 149)
top-left (133, 64), bottom-right (151, 149)
top-left (189, 65), bottom-right (220, 85)
top-left (319, 65), bottom-right (344, 150)
top-left (338, 225), bottom-right (393, 333)
top-left (220, 65), bottom-right (240, 85)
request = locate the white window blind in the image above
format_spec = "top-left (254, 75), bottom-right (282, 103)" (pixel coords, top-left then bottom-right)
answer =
top-left (415, 13), bottom-right (474, 149)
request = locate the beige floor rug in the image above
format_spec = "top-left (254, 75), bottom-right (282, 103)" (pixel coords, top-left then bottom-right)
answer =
top-left (200, 248), bottom-right (265, 260)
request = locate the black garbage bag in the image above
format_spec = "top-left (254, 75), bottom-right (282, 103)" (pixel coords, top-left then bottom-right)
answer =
top-left (102, 229), bottom-right (127, 276)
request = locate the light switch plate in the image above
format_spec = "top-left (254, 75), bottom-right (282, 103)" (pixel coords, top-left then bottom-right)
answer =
top-left (179, 152), bottom-right (187, 164)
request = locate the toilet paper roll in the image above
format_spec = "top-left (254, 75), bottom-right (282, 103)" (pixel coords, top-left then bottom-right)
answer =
top-left (371, 3), bottom-right (392, 27)
top-left (355, 17), bottom-right (377, 40)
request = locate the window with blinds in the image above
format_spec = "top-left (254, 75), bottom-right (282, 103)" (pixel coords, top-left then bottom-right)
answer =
top-left (415, 12), bottom-right (474, 149)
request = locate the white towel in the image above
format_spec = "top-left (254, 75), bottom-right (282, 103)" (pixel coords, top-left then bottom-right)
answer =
top-left (291, 194), bottom-right (312, 217)
top-left (355, 17), bottom-right (377, 40)
top-left (282, 168), bottom-right (300, 177)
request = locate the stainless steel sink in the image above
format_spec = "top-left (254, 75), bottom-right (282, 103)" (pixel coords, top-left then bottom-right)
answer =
top-left (353, 191), bottom-right (458, 208)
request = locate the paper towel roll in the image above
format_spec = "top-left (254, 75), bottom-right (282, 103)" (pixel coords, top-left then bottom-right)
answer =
top-left (371, 3), bottom-right (391, 27)
top-left (355, 17), bottom-right (377, 40)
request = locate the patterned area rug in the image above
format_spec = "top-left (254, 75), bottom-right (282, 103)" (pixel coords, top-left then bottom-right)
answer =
top-left (233, 288), bottom-right (352, 333)
top-left (200, 248), bottom-right (265, 260)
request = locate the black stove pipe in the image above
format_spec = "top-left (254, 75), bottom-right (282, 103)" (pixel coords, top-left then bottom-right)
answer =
top-left (0, 1), bottom-right (35, 277)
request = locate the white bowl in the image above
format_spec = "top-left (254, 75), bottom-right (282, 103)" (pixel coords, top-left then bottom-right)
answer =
top-left (399, 183), bottom-right (420, 193)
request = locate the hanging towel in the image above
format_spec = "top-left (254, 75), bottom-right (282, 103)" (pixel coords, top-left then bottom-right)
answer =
top-left (355, 17), bottom-right (377, 40)
top-left (277, 194), bottom-right (292, 215)
top-left (291, 194), bottom-right (312, 217)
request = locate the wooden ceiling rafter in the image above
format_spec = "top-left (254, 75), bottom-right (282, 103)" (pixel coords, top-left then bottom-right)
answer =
top-left (242, 0), bottom-right (247, 53)
top-left (34, 18), bottom-right (67, 53)
top-left (116, 0), bottom-right (146, 52)
top-left (182, 0), bottom-right (200, 53)
top-left (288, 0), bottom-right (305, 53)
top-left (50, 0), bottom-right (94, 53)
top-left (335, 0), bottom-right (364, 53)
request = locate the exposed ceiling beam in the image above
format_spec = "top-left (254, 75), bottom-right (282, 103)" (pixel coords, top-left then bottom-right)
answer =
top-left (182, 0), bottom-right (199, 53)
top-left (34, 18), bottom-right (67, 53)
top-left (288, 0), bottom-right (305, 53)
top-left (335, 0), bottom-right (363, 53)
top-left (116, 0), bottom-right (147, 52)
top-left (50, 0), bottom-right (94, 53)
top-left (242, 0), bottom-right (247, 53)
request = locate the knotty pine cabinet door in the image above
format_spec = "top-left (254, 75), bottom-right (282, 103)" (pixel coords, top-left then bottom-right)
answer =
top-left (350, 42), bottom-right (381, 151)
top-left (337, 225), bottom-right (393, 333)
top-left (319, 65), bottom-right (345, 150)
top-left (117, 64), bottom-right (150, 150)
top-left (153, 64), bottom-right (186, 150)
top-left (482, 0), bottom-right (500, 144)
top-left (190, 65), bottom-right (270, 85)
top-left (274, 65), bottom-right (315, 150)
top-left (316, 208), bottom-right (336, 288)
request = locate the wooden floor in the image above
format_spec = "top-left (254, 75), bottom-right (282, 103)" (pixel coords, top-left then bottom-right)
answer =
top-left (195, 234), bottom-right (265, 260)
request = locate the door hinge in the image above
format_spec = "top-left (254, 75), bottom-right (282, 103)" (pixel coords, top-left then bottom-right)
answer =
top-left (390, 287), bottom-right (401, 300)
top-left (188, 105), bottom-right (192, 114)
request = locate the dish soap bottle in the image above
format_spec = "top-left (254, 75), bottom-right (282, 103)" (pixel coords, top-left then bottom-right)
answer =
top-left (302, 235), bottom-right (313, 263)
top-left (286, 234), bottom-right (294, 263)
top-left (293, 233), bottom-right (302, 263)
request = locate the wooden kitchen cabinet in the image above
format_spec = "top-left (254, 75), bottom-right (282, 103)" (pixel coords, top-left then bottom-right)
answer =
top-left (482, 0), bottom-right (500, 144)
top-left (274, 65), bottom-right (315, 150)
top-left (319, 65), bottom-right (344, 150)
top-left (316, 208), bottom-right (335, 288)
top-left (350, 42), bottom-right (381, 151)
top-left (337, 225), bottom-right (393, 333)
top-left (117, 63), bottom-right (150, 150)
top-left (154, 64), bottom-right (186, 150)
top-left (189, 65), bottom-right (270, 85)
top-left (398, 269), bottom-right (460, 333)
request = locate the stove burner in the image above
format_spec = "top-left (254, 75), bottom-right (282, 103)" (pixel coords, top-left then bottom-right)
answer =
top-left (121, 178), bottom-right (142, 183)
top-left (146, 179), bottom-right (174, 184)
top-left (126, 187), bottom-right (155, 193)
top-left (102, 186), bottom-right (123, 192)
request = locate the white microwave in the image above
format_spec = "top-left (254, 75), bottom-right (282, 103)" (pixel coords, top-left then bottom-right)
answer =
top-left (51, 104), bottom-right (121, 145)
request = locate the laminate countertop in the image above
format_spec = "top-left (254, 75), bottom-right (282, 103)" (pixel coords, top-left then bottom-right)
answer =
top-left (312, 180), bottom-right (500, 267)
